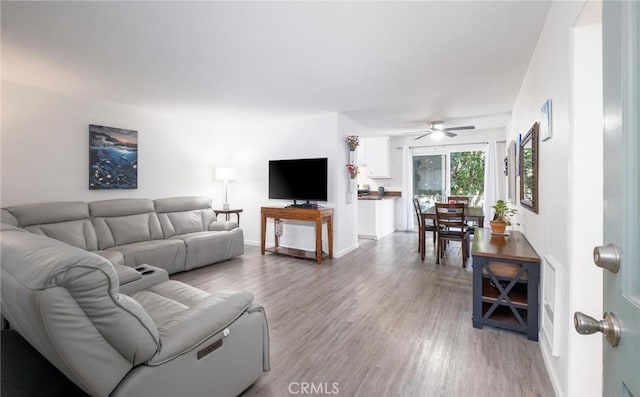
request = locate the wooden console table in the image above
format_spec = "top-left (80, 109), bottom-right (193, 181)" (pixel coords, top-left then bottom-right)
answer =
top-left (471, 228), bottom-right (540, 340)
top-left (260, 206), bottom-right (333, 264)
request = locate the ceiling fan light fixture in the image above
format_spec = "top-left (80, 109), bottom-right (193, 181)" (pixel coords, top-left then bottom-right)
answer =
top-left (431, 121), bottom-right (445, 130)
top-left (431, 131), bottom-right (445, 140)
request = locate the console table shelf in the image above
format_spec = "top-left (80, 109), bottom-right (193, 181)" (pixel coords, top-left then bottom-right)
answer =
top-left (260, 206), bottom-right (333, 264)
top-left (471, 229), bottom-right (540, 340)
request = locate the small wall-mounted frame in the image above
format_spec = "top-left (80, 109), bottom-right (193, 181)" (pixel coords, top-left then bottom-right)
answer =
top-left (507, 140), bottom-right (517, 201)
top-left (519, 122), bottom-right (539, 213)
top-left (540, 99), bottom-right (552, 141)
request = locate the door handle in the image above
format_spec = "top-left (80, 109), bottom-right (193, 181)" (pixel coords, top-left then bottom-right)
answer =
top-left (593, 244), bottom-right (620, 273)
top-left (574, 311), bottom-right (621, 347)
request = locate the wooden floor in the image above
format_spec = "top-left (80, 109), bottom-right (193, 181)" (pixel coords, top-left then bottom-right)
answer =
top-left (172, 232), bottom-right (554, 397)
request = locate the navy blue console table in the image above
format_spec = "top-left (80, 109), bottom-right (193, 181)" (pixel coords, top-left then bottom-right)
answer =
top-left (471, 228), bottom-right (540, 341)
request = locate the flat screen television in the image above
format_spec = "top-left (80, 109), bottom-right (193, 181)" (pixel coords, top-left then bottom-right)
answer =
top-left (269, 158), bottom-right (328, 207)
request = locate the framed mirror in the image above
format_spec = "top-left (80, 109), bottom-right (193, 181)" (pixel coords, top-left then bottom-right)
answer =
top-left (520, 122), bottom-right (539, 213)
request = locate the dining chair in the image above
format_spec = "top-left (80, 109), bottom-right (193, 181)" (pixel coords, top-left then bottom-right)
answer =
top-left (435, 203), bottom-right (470, 267)
top-left (447, 195), bottom-right (476, 235)
top-left (412, 197), bottom-right (437, 260)
top-left (447, 196), bottom-right (470, 205)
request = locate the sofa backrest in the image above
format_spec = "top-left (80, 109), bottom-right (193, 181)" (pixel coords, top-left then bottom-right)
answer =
top-left (0, 227), bottom-right (159, 397)
top-left (90, 199), bottom-right (163, 250)
top-left (4, 202), bottom-right (99, 251)
top-left (1, 209), bottom-right (18, 226)
top-left (154, 196), bottom-right (216, 238)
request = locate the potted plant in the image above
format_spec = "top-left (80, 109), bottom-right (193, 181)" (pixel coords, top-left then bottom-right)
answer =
top-left (346, 163), bottom-right (359, 179)
top-left (490, 200), bottom-right (517, 234)
top-left (346, 135), bottom-right (360, 151)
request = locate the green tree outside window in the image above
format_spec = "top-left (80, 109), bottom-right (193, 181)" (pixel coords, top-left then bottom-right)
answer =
top-left (450, 151), bottom-right (485, 199)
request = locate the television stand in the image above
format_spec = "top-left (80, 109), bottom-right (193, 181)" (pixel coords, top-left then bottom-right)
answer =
top-left (260, 206), bottom-right (333, 264)
top-left (285, 200), bottom-right (320, 209)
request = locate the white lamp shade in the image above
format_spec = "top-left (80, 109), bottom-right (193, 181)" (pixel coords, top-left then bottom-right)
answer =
top-left (215, 167), bottom-right (238, 181)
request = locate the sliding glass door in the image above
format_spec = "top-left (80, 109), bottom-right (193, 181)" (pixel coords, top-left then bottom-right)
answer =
top-left (412, 149), bottom-right (485, 207)
top-left (450, 150), bottom-right (485, 207)
top-left (413, 154), bottom-right (446, 209)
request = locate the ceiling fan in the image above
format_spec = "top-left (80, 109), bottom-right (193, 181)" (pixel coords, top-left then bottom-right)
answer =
top-left (409, 121), bottom-right (475, 140)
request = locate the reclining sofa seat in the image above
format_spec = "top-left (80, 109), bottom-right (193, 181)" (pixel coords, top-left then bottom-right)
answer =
top-left (90, 198), bottom-right (187, 274)
top-left (0, 223), bottom-right (269, 397)
top-left (154, 197), bottom-right (244, 271)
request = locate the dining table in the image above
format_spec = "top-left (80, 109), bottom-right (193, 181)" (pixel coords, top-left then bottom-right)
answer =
top-left (419, 206), bottom-right (486, 260)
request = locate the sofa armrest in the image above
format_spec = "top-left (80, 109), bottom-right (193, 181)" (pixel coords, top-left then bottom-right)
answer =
top-left (208, 221), bottom-right (238, 231)
top-left (148, 291), bottom-right (254, 365)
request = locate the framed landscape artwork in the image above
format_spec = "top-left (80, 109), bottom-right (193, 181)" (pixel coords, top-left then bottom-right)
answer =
top-left (89, 124), bottom-right (138, 189)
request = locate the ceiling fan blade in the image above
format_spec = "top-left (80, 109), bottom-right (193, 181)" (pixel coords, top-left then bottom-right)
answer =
top-left (401, 130), bottom-right (429, 135)
top-left (444, 131), bottom-right (458, 138)
top-left (414, 132), bottom-right (434, 140)
top-left (444, 125), bottom-right (475, 132)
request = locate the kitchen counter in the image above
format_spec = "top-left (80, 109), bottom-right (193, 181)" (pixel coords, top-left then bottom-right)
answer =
top-left (357, 191), bottom-right (401, 200)
top-left (357, 193), bottom-right (399, 240)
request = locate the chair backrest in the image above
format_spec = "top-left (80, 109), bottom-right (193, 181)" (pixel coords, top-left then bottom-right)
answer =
top-left (412, 198), bottom-right (423, 229)
top-left (435, 203), bottom-right (466, 230)
top-left (448, 196), bottom-right (470, 206)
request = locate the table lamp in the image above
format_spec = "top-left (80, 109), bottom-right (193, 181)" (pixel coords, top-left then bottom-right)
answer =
top-left (215, 167), bottom-right (238, 210)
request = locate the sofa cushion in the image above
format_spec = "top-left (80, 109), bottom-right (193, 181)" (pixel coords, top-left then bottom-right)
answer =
top-left (90, 199), bottom-right (163, 249)
top-left (130, 280), bottom-right (254, 364)
top-left (107, 239), bottom-right (186, 274)
top-left (6, 201), bottom-right (90, 226)
top-left (154, 196), bottom-right (212, 214)
top-left (171, 229), bottom-right (243, 271)
top-left (5, 202), bottom-right (99, 251)
top-left (23, 220), bottom-right (98, 251)
top-left (90, 199), bottom-right (155, 218)
top-left (93, 250), bottom-right (126, 267)
top-left (154, 196), bottom-right (216, 238)
top-left (210, 221), bottom-right (239, 231)
top-left (1, 209), bottom-right (18, 226)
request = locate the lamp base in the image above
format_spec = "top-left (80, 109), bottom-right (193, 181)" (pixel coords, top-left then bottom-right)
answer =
top-left (223, 202), bottom-right (230, 210)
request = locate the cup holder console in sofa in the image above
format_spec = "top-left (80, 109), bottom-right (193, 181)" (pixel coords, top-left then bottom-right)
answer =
top-left (119, 264), bottom-right (170, 296)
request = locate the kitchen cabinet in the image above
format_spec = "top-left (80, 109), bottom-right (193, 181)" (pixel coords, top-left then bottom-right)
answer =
top-left (364, 137), bottom-right (390, 178)
top-left (358, 197), bottom-right (396, 240)
top-left (357, 137), bottom-right (390, 178)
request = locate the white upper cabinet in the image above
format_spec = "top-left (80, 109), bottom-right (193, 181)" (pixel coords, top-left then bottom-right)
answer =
top-left (356, 139), bottom-right (367, 166)
top-left (363, 137), bottom-right (390, 178)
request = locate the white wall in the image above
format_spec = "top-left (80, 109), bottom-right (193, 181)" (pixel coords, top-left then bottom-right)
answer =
top-left (568, 18), bottom-right (603, 396)
top-left (1, 81), bottom-right (358, 256)
top-left (507, 1), bottom-right (603, 395)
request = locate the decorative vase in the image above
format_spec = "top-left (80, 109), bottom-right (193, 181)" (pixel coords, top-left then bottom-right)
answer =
top-left (490, 221), bottom-right (507, 235)
top-left (348, 144), bottom-right (357, 152)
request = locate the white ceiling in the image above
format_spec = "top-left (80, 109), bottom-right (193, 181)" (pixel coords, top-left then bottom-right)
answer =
top-left (1, 1), bottom-right (551, 135)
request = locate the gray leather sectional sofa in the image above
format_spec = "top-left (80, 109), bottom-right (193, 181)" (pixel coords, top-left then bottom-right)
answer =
top-left (1, 196), bottom-right (244, 274)
top-left (0, 197), bottom-right (269, 396)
